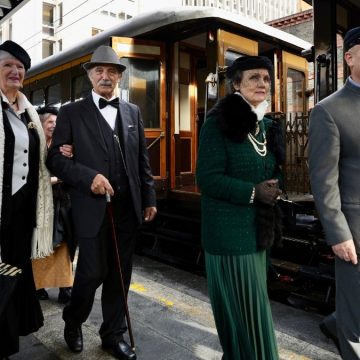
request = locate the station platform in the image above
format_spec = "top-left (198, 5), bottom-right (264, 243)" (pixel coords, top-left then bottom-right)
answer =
top-left (11, 255), bottom-right (340, 360)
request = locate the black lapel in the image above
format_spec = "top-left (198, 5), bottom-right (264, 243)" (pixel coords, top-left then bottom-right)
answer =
top-left (118, 100), bottom-right (129, 151)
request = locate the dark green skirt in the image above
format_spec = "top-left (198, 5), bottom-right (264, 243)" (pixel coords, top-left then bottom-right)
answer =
top-left (205, 251), bottom-right (279, 360)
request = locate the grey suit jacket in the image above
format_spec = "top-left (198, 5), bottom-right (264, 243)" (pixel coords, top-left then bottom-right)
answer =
top-left (46, 95), bottom-right (156, 238)
top-left (309, 78), bottom-right (360, 247)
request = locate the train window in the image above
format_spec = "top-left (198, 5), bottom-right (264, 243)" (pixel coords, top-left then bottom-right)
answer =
top-left (120, 58), bottom-right (160, 129)
top-left (47, 83), bottom-right (61, 104)
top-left (72, 74), bottom-right (92, 102)
top-left (286, 68), bottom-right (305, 114)
top-left (225, 50), bottom-right (243, 66)
top-left (31, 89), bottom-right (45, 108)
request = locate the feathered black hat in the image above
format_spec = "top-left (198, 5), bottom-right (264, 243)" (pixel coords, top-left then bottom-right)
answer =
top-left (226, 56), bottom-right (273, 79)
top-left (37, 103), bottom-right (59, 116)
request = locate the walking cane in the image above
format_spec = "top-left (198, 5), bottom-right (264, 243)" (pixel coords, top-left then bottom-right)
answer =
top-left (105, 192), bottom-right (135, 351)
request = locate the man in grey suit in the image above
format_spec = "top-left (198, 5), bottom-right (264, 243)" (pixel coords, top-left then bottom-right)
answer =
top-left (309, 26), bottom-right (360, 359)
top-left (47, 45), bottom-right (157, 360)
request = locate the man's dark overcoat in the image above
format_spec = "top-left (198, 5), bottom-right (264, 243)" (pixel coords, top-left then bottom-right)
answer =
top-left (46, 95), bottom-right (156, 237)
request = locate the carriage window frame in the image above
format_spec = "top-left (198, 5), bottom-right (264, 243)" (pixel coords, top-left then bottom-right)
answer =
top-left (286, 68), bottom-right (306, 114)
top-left (119, 57), bottom-right (161, 129)
top-left (31, 89), bottom-right (45, 108)
top-left (71, 74), bottom-right (92, 102)
top-left (47, 83), bottom-right (61, 105)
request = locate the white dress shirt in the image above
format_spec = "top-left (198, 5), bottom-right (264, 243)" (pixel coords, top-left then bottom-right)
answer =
top-left (91, 90), bottom-right (118, 130)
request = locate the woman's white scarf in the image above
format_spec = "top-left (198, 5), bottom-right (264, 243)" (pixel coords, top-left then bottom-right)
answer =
top-left (0, 92), bottom-right (53, 259)
top-left (234, 91), bottom-right (269, 120)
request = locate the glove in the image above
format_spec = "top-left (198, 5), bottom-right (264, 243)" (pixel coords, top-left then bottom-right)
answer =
top-left (254, 180), bottom-right (282, 206)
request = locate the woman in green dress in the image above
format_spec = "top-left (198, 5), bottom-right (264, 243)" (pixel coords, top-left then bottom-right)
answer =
top-left (196, 56), bottom-right (283, 360)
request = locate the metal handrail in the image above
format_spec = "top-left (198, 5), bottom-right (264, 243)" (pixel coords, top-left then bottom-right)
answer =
top-left (147, 131), bottom-right (164, 150)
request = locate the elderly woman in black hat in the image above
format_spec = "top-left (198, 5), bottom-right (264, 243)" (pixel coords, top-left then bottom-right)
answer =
top-left (196, 56), bottom-right (283, 359)
top-left (0, 41), bottom-right (53, 359)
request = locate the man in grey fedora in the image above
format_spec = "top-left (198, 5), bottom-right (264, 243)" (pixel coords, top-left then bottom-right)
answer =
top-left (47, 45), bottom-right (157, 359)
top-left (309, 26), bottom-right (360, 359)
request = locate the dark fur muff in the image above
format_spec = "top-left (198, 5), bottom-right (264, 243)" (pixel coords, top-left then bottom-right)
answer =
top-left (256, 202), bottom-right (283, 250)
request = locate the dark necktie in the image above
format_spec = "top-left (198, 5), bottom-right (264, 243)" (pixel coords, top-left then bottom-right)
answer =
top-left (99, 97), bottom-right (119, 109)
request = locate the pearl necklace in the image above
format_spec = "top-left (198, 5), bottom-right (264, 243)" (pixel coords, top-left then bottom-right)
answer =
top-left (248, 131), bottom-right (267, 157)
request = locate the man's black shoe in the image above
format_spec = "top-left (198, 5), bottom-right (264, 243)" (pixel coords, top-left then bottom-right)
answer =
top-left (58, 287), bottom-right (72, 304)
top-left (102, 340), bottom-right (136, 360)
top-left (64, 323), bottom-right (83, 353)
top-left (319, 322), bottom-right (341, 355)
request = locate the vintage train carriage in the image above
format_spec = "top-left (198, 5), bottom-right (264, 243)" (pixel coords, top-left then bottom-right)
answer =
top-left (23, 7), bottom-right (310, 197)
top-left (23, 7), bottom-right (317, 302)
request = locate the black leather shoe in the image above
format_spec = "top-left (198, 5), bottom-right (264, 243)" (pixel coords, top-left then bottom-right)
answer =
top-left (319, 322), bottom-right (341, 355)
top-left (64, 323), bottom-right (83, 353)
top-left (58, 287), bottom-right (72, 304)
top-left (37, 288), bottom-right (49, 300)
top-left (102, 340), bottom-right (136, 360)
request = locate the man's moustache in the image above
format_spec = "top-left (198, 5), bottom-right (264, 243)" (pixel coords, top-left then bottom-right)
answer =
top-left (98, 81), bottom-right (112, 86)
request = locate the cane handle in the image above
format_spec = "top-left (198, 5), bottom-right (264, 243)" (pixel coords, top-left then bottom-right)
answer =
top-left (105, 192), bottom-right (111, 203)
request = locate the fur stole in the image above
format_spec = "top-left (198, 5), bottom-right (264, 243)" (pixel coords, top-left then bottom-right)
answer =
top-left (209, 93), bottom-right (285, 166)
top-left (208, 93), bottom-right (257, 143)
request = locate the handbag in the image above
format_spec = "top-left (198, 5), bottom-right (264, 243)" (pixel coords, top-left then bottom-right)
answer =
top-left (0, 262), bottom-right (22, 318)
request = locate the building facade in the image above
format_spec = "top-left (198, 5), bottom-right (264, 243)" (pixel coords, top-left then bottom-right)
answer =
top-left (0, 0), bottom-right (139, 64)
top-left (176, 0), bottom-right (299, 23)
top-left (0, 0), bottom-right (311, 65)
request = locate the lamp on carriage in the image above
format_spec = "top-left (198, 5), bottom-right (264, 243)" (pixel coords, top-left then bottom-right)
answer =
top-left (208, 30), bottom-right (215, 42)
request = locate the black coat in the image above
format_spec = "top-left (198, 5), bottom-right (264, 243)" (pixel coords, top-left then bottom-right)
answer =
top-left (46, 95), bottom-right (156, 238)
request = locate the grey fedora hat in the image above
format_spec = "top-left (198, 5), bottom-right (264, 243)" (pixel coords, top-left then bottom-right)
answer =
top-left (83, 45), bottom-right (126, 72)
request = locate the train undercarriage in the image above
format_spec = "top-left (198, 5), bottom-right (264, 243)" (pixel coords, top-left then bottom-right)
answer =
top-left (137, 188), bottom-right (335, 315)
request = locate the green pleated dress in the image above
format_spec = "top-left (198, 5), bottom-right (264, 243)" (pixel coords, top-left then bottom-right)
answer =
top-left (205, 251), bottom-right (278, 360)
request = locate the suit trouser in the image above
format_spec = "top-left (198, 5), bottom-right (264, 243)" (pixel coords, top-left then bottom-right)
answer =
top-left (335, 257), bottom-right (360, 359)
top-left (63, 193), bottom-right (139, 345)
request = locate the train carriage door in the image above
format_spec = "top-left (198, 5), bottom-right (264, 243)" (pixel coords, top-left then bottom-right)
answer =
top-left (281, 51), bottom-right (308, 115)
top-left (171, 31), bottom-right (257, 191)
top-left (280, 50), bottom-right (310, 193)
top-left (174, 47), bottom-right (201, 189)
top-left (111, 37), bottom-right (167, 195)
top-left (171, 36), bottom-right (208, 191)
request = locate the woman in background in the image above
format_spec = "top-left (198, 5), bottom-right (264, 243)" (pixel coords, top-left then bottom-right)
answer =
top-left (32, 104), bottom-right (74, 304)
top-left (196, 56), bottom-right (283, 360)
